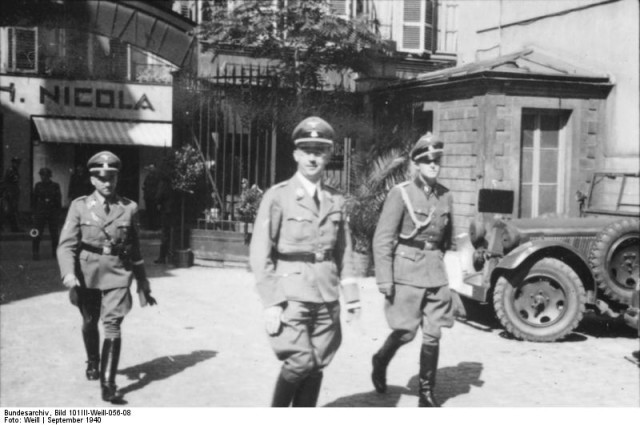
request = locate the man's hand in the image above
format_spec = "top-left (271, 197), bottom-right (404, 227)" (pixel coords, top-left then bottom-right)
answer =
top-left (137, 279), bottom-right (157, 307)
top-left (62, 274), bottom-right (80, 288)
top-left (264, 305), bottom-right (284, 336)
top-left (378, 283), bottom-right (394, 298)
top-left (346, 303), bottom-right (361, 323)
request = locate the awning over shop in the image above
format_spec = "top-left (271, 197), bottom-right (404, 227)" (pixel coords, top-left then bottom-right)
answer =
top-left (32, 117), bottom-right (171, 148)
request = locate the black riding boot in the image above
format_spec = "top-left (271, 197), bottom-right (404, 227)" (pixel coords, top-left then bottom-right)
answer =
top-left (32, 239), bottom-right (40, 261)
top-left (292, 372), bottom-right (323, 407)
top-left (372, 331), bottom-right (406, 393)
top-left (418, 343), bottom-right (440, 407)
top-left (100, 338), bottom-right (121, 403)
top-left (271, 372), bottom-right (300, 407)
top-left (82, 328), bottom-right (100, 380)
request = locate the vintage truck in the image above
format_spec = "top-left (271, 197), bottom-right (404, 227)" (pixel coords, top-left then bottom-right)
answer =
top-left (446, 172), bottom-right (639, 342)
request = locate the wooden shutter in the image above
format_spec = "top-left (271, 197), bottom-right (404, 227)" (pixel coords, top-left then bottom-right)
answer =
top-left (329, 0), bottom-right (349, 17)
top-left (424, 0), bottom-right (435, 52)
top-left (402, 0), bottom-right (421, 50)
top-left (9, 27), bottom-right (37, 72)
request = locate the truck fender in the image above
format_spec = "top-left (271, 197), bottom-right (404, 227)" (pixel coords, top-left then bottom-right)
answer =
top-left (490, 240), bottom-right (590, 285)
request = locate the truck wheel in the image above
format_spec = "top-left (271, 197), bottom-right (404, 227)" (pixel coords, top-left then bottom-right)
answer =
top-left (588, 218), bottom-right (639, 305)
top-left (493, 258), bottom-right (586, 342)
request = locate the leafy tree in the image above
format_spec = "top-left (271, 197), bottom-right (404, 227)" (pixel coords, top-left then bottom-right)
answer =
top-left (198, 0), bottom-right (387, 98)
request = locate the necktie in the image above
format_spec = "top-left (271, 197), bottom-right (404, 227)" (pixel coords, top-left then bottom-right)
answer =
top-left (313, 190), bottom-right (320, 210)
top-left (104, 201), bottom-right (110, 215)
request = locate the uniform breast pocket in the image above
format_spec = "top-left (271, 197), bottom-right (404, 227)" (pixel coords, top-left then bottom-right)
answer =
top-left (114, 221), bottom-right (131, 243)
top-left (285, 215), bottom-right (314, 241)
top-left (80, 221), bottom-right (101, 239)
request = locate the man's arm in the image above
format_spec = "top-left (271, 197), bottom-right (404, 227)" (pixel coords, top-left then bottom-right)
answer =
top-left (249, 188), bottom-right (286, 308)
top-left (372, 186), bottom-right (405, 293)
top-left (57, 200), bottom-right (82, 286)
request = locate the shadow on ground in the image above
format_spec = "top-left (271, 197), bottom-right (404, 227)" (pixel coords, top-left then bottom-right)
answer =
top-left (0, 241), bottom-right (175, 305)
top-left (324, 361), bottom-right (483, 407)
top-left (117, 350), bottom-right (217, 396)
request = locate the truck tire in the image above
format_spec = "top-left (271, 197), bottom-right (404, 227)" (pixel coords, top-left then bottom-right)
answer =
top-left (588, 218), bottom-right (639, 305)
top-left (493, 258), bottom-right (586, 342)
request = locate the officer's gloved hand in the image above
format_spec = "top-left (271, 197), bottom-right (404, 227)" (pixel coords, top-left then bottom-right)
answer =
top-left (378, 283), bottom-right (394, 298)
top-left (264, 305), bottom-right (284, 336)
top-left (346, 301), bottom-right (362, 323)
top-left (62, 274), bottom-right (80, 288)
top-left (136, 279), bottom-right (157, 307)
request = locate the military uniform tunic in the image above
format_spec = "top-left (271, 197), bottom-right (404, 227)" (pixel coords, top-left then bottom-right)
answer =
top-left (57, 192), bottom-right (145, 337)
top-left (250, 174), bottom-right (359, 382)
top-left (373, 176), bottom-right (455, 341)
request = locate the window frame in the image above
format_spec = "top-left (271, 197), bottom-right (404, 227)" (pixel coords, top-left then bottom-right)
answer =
top-left (8, 26), bottom-right (39, 73)
top-left (399, 0), bottom-right (436, 54)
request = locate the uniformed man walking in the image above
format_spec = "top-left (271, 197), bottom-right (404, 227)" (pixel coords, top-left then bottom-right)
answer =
top-left (371, 133), bottom-right (455, 407)
top-left (250, 116), bottom-right (361, 407)
top-left (31, 167), bottom-right (62, 260)
top-left (57, 151), bottom-right (156, 403)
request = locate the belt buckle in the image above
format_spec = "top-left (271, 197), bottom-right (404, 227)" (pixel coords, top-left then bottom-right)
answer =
top-left (103, 246), bottom-right (112, 255)
top-left (314, 251), bottom-right (324, 262)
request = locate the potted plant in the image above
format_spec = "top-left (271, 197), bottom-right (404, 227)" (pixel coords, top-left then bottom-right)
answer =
top-left (236, 178), bottom-right (263, 244)
top-left (171, 145), bottom-right (205, 267)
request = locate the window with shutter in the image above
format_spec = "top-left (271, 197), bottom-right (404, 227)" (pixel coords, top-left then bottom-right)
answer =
top-left (401, 0), bottom-right (436, 53)
top-left (329, 0), bottom-right (349, 17)
top-left (437, 1), bottom-right (458, 53)
top-left (8, 27), bottom-right (38, 72)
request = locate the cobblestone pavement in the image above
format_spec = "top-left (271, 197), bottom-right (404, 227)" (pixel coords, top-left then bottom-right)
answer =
top-left (1, 240), bottom-right (639, 409)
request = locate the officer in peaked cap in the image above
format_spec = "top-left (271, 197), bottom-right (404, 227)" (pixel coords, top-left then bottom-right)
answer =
top-left (250, 116), bottom-right (360, 407)
top-left (31, 167), bottom-right (61, 260)
top-left (87, 151), bottom-right (122, 175)
top-left (57, 150), bottom-right (156, 403)
top-left (371, 132), bottom-right (455, 407)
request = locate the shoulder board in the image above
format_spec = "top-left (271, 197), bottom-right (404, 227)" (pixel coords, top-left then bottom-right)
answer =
top-left (395, 181), bottom-right (411, 189)
top-left (271, 181), bottom-right (289, 190)
top-left (74, 195), bottom-right (88, 202)
top-left (118, 196), bottom-right (135, 206)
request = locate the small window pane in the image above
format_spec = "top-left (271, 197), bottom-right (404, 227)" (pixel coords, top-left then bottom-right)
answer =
top-left (539, 150), bottom-right (558, 183)
top-left (521, 149), bottom-right (534, 183)
top-left (521, 114), bottom-right (535, 147)
top-left (520, 184), bottom-right (532, 218)
top-left (540, 114), bottom-right (559, 148)
top-left (538, 185), bottom-right (557, 216)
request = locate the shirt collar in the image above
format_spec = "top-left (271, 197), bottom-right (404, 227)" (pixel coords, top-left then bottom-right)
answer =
top-left (414, 175), bottom-right (439, 198)
top-left (296, 172), bottom-right (321, 197)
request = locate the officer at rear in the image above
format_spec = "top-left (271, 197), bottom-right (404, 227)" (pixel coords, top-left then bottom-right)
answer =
top-left (57, 151), bottom-right (156, 403)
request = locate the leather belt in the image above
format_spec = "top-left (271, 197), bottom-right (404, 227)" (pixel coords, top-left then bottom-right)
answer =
top-left (398, 239), bottom-right (439, 251)
top-left (80, 242), bottom-right (122, 256)
top-left (276, 250), bottom-right (334, 263)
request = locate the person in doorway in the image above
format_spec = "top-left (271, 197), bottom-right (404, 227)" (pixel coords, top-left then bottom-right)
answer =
top-left (154, 165), bottom-right (175, 264)
top-left (1, 156), bottom-right (23, 232)
top-left (57, 151), bottom-right (157, 403)
top-left (250, 116), bottom-right (361, 407)
top-left (31, 167), bottom-right (62, 260)
top-left (371, 132), bottom-right (455, 407)
top-left (143, 163), bottom-right (160, 230)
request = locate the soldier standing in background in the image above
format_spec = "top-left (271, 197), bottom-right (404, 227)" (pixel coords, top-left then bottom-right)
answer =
top-left (57, 151), bottom-right (156, 403)
top-left (143, 163), bottom-right (160, 230)
top-left (31, 167), bottom-right (62, 260)
top-left (371, 133), bottom-right (455, 407)
top-left (250, 116), bottom-right (361, 407)
top-left (1, 156), bottom-right (22, 232)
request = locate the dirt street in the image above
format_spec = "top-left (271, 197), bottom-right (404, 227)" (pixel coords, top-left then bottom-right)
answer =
top-left (1, 240), bottom-right (638, 409)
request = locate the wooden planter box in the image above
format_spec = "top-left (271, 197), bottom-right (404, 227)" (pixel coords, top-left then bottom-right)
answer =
top-left (190, 220), bottom-right (251, 268)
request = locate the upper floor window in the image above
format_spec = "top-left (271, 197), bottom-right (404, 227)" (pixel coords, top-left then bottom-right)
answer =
top-left (437, 0), bottom-right (458, 53)
top-left (400, 0), bottom-right (436, 54)
top-left (8, 27), bottom-right (38, 73)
